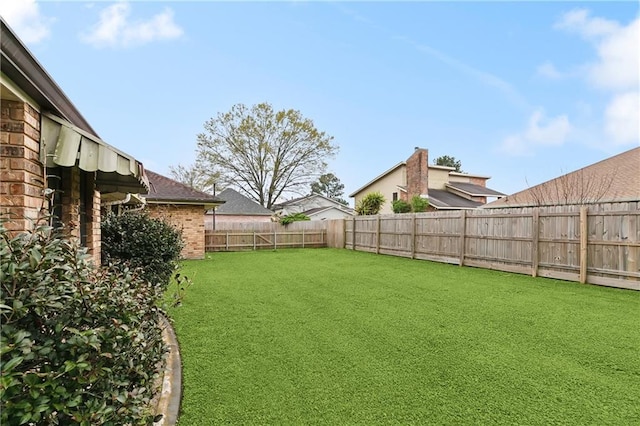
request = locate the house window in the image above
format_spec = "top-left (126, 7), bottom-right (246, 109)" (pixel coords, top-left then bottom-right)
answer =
top-left (79, 173), bottom-right (93, 248)
top-left (392, 192), bottom-right (398, 202)
top-left (46, 167), bottom-right (63, 229)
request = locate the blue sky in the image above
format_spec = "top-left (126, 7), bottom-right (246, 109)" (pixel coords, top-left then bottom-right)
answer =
top-left (2, 1), bottom-right (638, 203)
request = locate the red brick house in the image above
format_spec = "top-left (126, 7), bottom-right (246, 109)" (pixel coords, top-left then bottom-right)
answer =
top-left (144, 170), bottom-right (224, 259)
top-left (1, 18), bottom-right (148, 264)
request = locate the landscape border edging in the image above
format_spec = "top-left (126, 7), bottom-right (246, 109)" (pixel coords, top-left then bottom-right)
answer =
top-left (154, 315), bottom-right (182, 425)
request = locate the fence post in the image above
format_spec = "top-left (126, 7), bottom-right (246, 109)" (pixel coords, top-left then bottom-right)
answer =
top-left (411, 214), bottom-right (417, 259)
top-left (274, 230), bottom-right (277, 250)
top-left (459, 210), bottom-right (467, 266)
top-left (580, 206), bottom-right (588, 283)
top-left (302, 228), bottom-right (305, 248)
top-left (352, 217), bottom-right (356, 250)
top-left (343, 218), bottom-right (347, 249)
top-left (225, 232), bottom-right (229, 251)
top-left (253, 232), bottom-right (256, 251)
top-left (376, 215), bottom-right (381, 254)
top-left (531, 208), bottom-right (539, 277)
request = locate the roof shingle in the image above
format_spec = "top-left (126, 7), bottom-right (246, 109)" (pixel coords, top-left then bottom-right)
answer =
top-left (215, 188), bottom-right (273, 216)
top-left (428, 189), bottom-right (483, 209)
top-left (486, 147), bottom-right (640, 208)
top-left (144, 170), bottom-right (224, 205)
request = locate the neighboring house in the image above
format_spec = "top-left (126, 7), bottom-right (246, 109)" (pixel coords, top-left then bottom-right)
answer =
top-left (0, 19), bottom-right (148, 264)
top-left (143, 170), bottom-right (224, 259)
top-left (273, 193), bottom-right (355, 220)
top-left (349, 148), bottom-right (505, 214)
top-left (206, 188), bottom-right (274, 228)
top-left (485, 147), bottom-right (640, 208)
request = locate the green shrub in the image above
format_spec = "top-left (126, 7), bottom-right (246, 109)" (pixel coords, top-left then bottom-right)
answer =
top-left (279, 213), bottom-right (311, 226)
top-left (356, 192), bottom-right (386, 215)
top-left (0, 222), bottom-right (166, 425)
top-left (410, 195), bottom-right (429, 213)
top-left (391, 199), bottom-right (412, 213)
top-left (101, 211), bottom-right (184, 289)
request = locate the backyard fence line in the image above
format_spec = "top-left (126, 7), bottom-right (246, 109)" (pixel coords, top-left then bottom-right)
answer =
top-left (341, 202), bottom-right (639, 291)
top-left (203, 202), bottom-right (639, 291)
top-left (205, 221), bottom-right (327, 251)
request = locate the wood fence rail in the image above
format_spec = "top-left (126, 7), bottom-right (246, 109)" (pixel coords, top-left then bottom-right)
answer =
top-left (205, 222), bottom-right (327, 251)
top-left (341, 203), bottom-right (639, 291)
top-left (202, 202), bottom-right (638, 291)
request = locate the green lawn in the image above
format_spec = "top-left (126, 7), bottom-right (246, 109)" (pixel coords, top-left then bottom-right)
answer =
top-left (168, 249), bottom-right (640, 425)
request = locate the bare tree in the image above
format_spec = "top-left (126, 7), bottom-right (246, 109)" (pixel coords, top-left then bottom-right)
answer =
top-left (197, 103), bottom-right (337, 209)
top-left (168, 162), bottom-right (223, 194)
top-left (522, 168), bottom-right (617, 206)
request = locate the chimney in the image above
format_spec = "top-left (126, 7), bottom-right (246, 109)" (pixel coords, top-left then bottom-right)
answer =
top-left (406, 148), bottom-right (429, 199)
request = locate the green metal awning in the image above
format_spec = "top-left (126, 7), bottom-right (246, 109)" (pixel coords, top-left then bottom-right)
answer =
top-left (40, 113), bottom-right (149, 194)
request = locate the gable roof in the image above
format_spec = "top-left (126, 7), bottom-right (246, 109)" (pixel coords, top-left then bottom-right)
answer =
top-left (348, 162), bottom-right (406, 197)
top-left (144, 170), bottom-right (224, 207)
top-left (273, 193), bottom-right (353, 212)
top-left (428, 189), bottom-right (483, 210)
top-left (485, 147), bottom-right (640, 208)
top-left (1, 18), bottom-right (148, 195)
top-left (215, 188), bottom-right (273, 216)
top-left (302, 205), bottom-right (354, 217)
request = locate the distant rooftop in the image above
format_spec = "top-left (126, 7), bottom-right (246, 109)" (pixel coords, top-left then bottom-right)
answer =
top-left (145, 170), bottom-right (224, 206)
top-left (215, 188), bottom-right (273, 216)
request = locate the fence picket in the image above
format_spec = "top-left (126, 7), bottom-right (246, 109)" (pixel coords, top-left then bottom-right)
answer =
top-left (205, 204), bottom-right (639, 290)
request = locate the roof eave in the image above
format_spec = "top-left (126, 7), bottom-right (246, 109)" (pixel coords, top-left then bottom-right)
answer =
top-left (349, 162), bottom-right (406, 197)
top-left (449, 172), bottom-right (491, 179)
top-left (445, 183), bottom-right (505, 197)
top-left (1, 18), bottom-right (98, 136)
top-left (146, 199), bottom-right (225, 208)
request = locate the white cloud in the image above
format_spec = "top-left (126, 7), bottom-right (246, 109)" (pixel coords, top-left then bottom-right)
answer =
top-left (0, 0), bottom-right (54, 44)
top-left (546, 9), bottom-right (639, 150)
top-left (554, 10), bottom-right (639, 90)
top-left (554, 9), bottom-right (620, 38)
top-left (333, 4), bottom-right (529, 110)
top-left (501, 110), bottom-right (572, 156)
top-left (536, 61), bottom-right (565, 80)
top-left (81, 2), bottom-right (183, 48)
top-left (605, 91), bottom-right (640, 145)
top-left (589, 18), bottom-right (639, 91)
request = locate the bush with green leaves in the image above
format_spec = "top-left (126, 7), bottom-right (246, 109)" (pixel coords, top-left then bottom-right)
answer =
top-left (410, 195), bottom-right (429, 213)
top-left (0, 222), bottom-right (166, 425)
top-left (391, 199), bottom-right (412, 214)
top-left (101, 211), bottom-right (184, 289)
top-left (279, 213), bottom-right (310, 226)
top-left (356, 192), bottom-right (386, 215)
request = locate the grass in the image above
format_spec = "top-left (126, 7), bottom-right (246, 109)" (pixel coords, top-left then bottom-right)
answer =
top-left (168, 249), bottom-right (640, 425)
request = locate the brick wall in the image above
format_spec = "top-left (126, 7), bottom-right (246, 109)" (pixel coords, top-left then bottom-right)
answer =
top-left (1, 99), bottom-right (45, 232)
top-left (1, 99), bottom-right (101, 264)
top-left (470, 177), bottom-right (487, 187)
top-left (147, 204), bottom-right (205, 259)
top-left (405, 148), bottom-right (429, 199)
top-left (86, 175), bottom-right (101, 265)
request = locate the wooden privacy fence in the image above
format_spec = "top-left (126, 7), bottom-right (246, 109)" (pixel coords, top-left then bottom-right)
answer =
top-left (205, 221), bottom-right (327, 251)
top-left (343, 203), bottom-right (640, 291)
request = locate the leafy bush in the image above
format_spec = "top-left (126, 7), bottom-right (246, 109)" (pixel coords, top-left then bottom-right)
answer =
top-left (356, 192), bottom-right (386, 215)
top-left (410, 195), bottom-right (429, 213)
top-left (0, 222), bottom-right (166, 425)
top-left (279, 213), bottom-right (311, 226)
top-left (101, 211), bottom-right (184, 289)
top-left (391, 199), bottom-right (412, 214)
